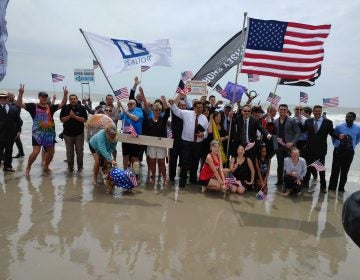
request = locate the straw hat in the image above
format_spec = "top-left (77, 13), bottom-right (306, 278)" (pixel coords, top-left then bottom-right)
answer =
top-left (0, 90), bottom-right (8, 97)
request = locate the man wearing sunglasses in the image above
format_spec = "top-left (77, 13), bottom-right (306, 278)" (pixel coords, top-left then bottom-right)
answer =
top-left (0, 90), bottom-right (22, 172)
top-left (16, 84), bottom-right (68, 176)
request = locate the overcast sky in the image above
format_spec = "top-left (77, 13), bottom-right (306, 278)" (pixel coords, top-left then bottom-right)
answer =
top-left (1, 0), bottom-right (359, 107)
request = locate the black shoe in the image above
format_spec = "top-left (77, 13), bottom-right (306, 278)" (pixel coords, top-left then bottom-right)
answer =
top-left (321, 188), bottom-right (327, 194)
top-left (13, 153), bottom-right (25, 158)
top-left (338, 187), bottom-right (345, 192)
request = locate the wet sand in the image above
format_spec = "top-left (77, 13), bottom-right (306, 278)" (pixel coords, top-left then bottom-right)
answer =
top-left (1, 144), bottom-right (359, 280)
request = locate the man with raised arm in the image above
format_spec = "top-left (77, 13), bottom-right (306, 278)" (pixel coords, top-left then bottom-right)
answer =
top-left (16, 84), bottom-right (68, 176)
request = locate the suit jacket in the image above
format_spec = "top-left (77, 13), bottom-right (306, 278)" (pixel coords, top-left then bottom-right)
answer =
top-left (302, 117), bottom-right (338, 156)
top-left (0, 103), bottom-right (22, 141)
top-left (273, 116), bottom-right (300, 150)
top-left (230, 115), bottom-right (269, 144)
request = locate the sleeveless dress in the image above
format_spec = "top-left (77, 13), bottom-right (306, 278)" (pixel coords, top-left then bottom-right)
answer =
top-left (233, 157), bottom-right (252, 188)
top-left (199, 153), bottom-right (221, 185)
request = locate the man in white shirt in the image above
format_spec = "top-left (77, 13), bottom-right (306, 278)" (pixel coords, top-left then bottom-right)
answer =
top-left (169, 94), bottom-right (209, 188)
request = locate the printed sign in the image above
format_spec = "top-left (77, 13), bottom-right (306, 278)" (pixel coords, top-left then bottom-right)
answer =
top-left (185, 80), bottom-right (207, 95)
top-left (74, 68), bottom-right (95, 82)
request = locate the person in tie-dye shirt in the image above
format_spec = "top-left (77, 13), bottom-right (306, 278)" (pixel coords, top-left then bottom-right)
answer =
top-left (16, 84), bottom-right (67, 176)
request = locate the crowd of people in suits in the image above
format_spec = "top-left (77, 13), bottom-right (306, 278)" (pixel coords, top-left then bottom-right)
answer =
top-left (1, 79), bottom-right (360, 196)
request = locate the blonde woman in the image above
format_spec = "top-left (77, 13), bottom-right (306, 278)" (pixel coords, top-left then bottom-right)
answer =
top-left (199, 140), bottom-right (227, 193)
top-left (89, 124), bottom-right (118, 184)
top-left (143, 98), bottom-right (170, 184)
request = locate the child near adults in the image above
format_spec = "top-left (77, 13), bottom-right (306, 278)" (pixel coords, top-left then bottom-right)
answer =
top-left (255, 145), bottom-right (271, 194)
top-left (89, 124), bottom-right (118, 184)
top-left (283, 147), bottom-right (307, 196)
top-left (229, 144), bottom-right (255, 194)
top-left (199, 140), bottom-right (227, 193)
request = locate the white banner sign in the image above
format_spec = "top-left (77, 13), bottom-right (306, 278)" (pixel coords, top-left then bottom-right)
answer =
top-left (186, 80), bottom-right (208, 95)
top-left (74, 68), bottom-right (94, 82)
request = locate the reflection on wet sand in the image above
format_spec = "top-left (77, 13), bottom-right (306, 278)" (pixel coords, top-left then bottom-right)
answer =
top-left (1, 161), bottom-right (359, 279)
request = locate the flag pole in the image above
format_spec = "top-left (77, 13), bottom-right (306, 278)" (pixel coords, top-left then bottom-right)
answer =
top-left (226, 12), bottom-right (248, 161)
top-left (270, 78), bottom-right (280, 107)
top-left (79, 28), bottom-right (116, 94)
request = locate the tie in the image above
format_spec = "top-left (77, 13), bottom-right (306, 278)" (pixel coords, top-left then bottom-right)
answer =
top-left (242, 118), bottom-right (248, 143)
top-left (194, 115), bottom-right (199, 142)
top-left (2, 104), bottom-right (6, 113)
top-left (314, 118), bottom-right (319, 133)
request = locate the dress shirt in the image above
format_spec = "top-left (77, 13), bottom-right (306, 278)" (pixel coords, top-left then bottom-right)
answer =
top-left (332, 123), bottom-right (360, 150)
top-left (171, 104), bottom-right (208, 142)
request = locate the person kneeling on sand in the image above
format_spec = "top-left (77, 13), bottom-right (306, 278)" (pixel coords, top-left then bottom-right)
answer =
top-left (199, 140), bottom-right (227, 193)
top-left (89, 124), bottom-right (118, 184)
top-left (283, 147), bottom-right (307, 196)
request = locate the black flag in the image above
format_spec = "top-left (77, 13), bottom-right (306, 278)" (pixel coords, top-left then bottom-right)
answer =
top-left (279, 66), bottom-right (322, 87)
top-left (192, 30), bottom-right (244, 87)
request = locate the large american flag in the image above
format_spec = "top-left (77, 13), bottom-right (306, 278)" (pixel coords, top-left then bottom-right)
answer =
top-left (248, 73), bottom-right (260, 82)
top-left (114, 87), bottom-right (129, 101)
top-left (51, 73), bottom-right (65, 82)
top-left (309, 160), bottom-right (326, 172)
top-left (323, 97), bottom-right (339, 108)
top-left (241, 18), bottom-right (331, 80)
top-left (123, 124), bottom-right (138, 137)
top-left (266, 92), bottom-right (281, 106)
top-left (300, 91), bottom-right (309, 103)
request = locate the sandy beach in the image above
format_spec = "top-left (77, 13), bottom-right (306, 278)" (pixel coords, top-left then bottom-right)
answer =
top-left (1, 106), bottom-right (360, 280)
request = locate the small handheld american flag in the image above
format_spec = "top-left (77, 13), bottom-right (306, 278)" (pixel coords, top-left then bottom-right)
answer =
top-left (300, 91), bottom-right (309, 103)
top-left (114, 87), bottom-right (129, 101)
top-left (51, 73), bottom-right (65, 82)
top-left (309, 160), bottom-right (326, 172)
top-left (123, 124), bottom-right (138, 137)
top-left (266, 92), bottom-right (281, 106)
top-left (176, 86), bottom-right (191, 95)
top-left (141, 66), bottom-right (150, 72)
top-left (181, 70), bottom-right (193, 81)
top-left (167, 127), bottom-right (173, 138)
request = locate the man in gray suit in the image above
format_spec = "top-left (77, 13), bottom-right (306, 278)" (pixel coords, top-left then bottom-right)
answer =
top-left (273, 104), bottom-right (300, 186)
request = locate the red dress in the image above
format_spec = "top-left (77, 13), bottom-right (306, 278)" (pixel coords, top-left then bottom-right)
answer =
top-left (199, 153), bottom-right (220, 180)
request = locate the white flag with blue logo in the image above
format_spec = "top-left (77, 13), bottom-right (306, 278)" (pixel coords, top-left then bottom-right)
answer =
top-left (82, 31), bottom-right (172, 76)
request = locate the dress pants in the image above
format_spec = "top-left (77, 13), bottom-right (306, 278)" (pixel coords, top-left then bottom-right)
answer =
top-left (329, 148), bottom-right (354, 190)
top-left (0, 139), bottom-right (14, 169)
top-left (64, 134), bottom-right (85, 170)
top-left (275, 147), bottom-right (289, 184)
top-left (169, 139), bottom-right (182, 180)
top-left (304, 154), bottom-right (326, 189)
top-left (179, 140), bottom-right (203, 187)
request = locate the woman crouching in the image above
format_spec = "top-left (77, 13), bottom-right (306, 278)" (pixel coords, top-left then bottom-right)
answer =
top-left (199, 140), bottom-right (227, 193)
top-left (89, 124), bottom-right (118, 184)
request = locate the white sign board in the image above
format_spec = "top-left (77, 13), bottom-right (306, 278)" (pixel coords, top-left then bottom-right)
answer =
top-left (74, 68), bottom-right (95, 82)
top-left (186, 80), bottom-right (207, 95)
top-left (118, 134), bottom-right (174, 148)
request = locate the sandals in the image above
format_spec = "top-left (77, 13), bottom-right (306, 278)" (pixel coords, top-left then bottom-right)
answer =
top-left (3, 167), bottom-right (15, 172)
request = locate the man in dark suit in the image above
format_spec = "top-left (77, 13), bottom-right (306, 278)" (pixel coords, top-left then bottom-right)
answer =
top-left (273, 104), bottom-right (301, 186)
top-left (0, 90), bottom-right (22, 172)
top-left (229, 104), bottom-right (271, 159)
top-left (302, 105), bottom-right (342, 193)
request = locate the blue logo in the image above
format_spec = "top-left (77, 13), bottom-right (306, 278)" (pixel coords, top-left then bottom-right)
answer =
top-left (111, 39), bottom-right (149, 59)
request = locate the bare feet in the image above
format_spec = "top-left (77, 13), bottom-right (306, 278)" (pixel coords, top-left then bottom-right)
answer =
top-left (201, 186), bottom-right (207, 193)
top-left (25, 168), bottom-right (30, 177)
top-left (283, 190), bottom-right (290, 196)
top-left (43, 167), bottom-right (52, 172)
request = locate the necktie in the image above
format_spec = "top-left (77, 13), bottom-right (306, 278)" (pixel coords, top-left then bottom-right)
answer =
top-left (2, 104), bottom-right (6, 113)
top-left (314, 118), bottom-right (319, 133)
top-left (194, 115), bottom-right (199, 142)
top-left (242, 118), bottom-right (248, 143)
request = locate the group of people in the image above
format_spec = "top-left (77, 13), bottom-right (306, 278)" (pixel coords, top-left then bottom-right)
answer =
top-left (1, 79), bottom-right (360, 197)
